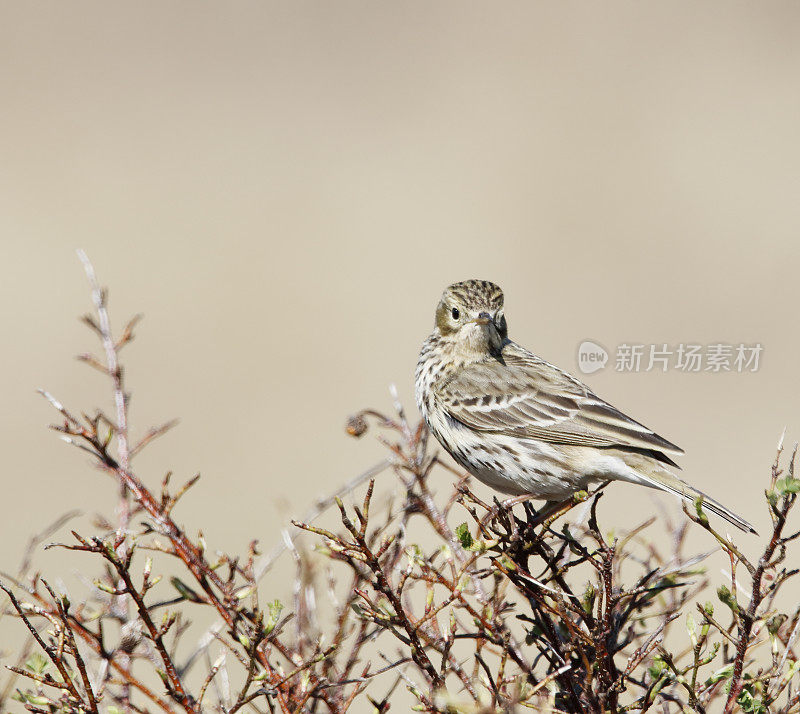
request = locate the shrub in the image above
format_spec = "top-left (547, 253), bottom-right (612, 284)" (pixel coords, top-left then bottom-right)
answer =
top-left (1, 257), bottom-right (798, 713)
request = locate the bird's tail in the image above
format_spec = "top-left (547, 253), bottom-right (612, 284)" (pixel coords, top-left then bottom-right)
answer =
top-left (637, 469), bottom-right (757, 534)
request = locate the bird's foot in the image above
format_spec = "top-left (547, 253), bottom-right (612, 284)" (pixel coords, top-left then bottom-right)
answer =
top-left (484, 495), bottom-right (560, 534)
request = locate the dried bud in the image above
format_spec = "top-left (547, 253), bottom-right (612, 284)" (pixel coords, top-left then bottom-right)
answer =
top-left (345, 413), bottom-right (368, 437)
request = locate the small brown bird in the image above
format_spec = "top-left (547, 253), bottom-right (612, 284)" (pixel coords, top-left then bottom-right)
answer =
top-left (415, 279), bottom-right (755, 533)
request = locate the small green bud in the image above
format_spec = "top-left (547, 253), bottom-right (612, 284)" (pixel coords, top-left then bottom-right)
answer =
top-left (705, 663), bottom-right (734, 686)
top-left (496, 555), bottom-right (516, 571)
top-left (648, 656), bottom-right (666, 680)
top-left (767, 613), bottom-right (787, 636)
top-left (582, 584), bottom-right (596, 615)
top-left (94, 580), bottom-right (117, 594)
top-left (686, 613), bottom-right (697, 646)
top-left (24, 653), bottom-right (48, 675)
top-left (694, 496), bottom-right (709, 525)
top-left (27, 696), bottom-right (52, 706)
top-left (265, 599), bottom-right (284, 634)
top-left (717, 585), bottom-right (741, 614)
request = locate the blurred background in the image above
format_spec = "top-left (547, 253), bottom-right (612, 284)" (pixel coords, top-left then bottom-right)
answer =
top-left (2, 0), bottom-right (799, 686)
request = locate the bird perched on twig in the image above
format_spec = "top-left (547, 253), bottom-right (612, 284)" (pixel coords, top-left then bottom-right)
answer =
top-left (415, 279), bottom-right (755, 534)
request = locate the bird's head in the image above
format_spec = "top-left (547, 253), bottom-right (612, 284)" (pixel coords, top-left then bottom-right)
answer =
top-left (434, 279), bottom-right (508, 357)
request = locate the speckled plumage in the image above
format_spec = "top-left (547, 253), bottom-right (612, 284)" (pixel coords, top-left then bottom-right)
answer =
top-left (415, 279), bottom-right (755, 533)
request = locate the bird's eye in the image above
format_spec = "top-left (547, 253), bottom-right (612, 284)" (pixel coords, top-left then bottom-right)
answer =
top-left (451, 307), bottom-right (460, 320)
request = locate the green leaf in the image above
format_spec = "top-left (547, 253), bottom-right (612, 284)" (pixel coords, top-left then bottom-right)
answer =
top-left (776, 478), bottom-right (800, 495)
top-left (737, 687), bottom-right (767, 714)
top-left (455, 522), bottom-right (473, 549)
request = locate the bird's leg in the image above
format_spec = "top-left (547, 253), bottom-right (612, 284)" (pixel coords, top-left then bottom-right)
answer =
top-left (535, 485), bottom-right (608, 530)
top-left (486, 494), bottom-right (535, 521)
top-left (515, 498), bottom-right (580, 531)
top-left (486, 496), bottom-right (519, 537)
top-left (501, 494), bottom-right (540, 537)
top-left (485, 495), bottom-right (557, 532)
top-left (501, 494), bottom-right (538, 510)
top-left (487, 490), bottom-right (598, 534)
top-left (538, 498), bottom-right (578, 530)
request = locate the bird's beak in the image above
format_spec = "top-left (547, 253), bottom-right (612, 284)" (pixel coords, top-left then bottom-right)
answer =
top-left (471, 312), bottom-right (492, 326)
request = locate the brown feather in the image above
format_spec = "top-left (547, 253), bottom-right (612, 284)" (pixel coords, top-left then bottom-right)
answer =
top-left (436, 340), bottom-right (684, 459)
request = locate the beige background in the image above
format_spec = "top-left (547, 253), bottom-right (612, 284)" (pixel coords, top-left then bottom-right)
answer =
top-left (2, 0), bottom-right (800, 702)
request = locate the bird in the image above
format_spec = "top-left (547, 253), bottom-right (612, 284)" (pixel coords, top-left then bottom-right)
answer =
top-left (415, 279), bottom-right (756, 534)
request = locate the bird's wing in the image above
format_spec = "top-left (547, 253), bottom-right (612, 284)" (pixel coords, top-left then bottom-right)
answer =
top-left (435, 342), bottom-right (684, 456)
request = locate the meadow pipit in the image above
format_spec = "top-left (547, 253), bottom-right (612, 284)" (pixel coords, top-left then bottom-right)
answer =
top-left (415, 279), bottom-right (755, 533)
